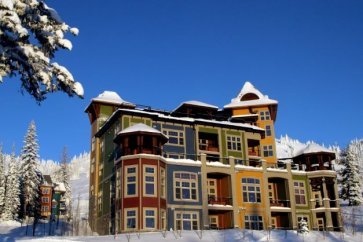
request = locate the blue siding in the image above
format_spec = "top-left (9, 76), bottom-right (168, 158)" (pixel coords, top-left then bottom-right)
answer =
top-left (166, 164), bottom-right (202, 206)
top-left (162, 124), bottom-right (184, 130)
top-left (164, 145), bottom-right (185, 154)
top-left (185, 127), bottom-right (196, 160)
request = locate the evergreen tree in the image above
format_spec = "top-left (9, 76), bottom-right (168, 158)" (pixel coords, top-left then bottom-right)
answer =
top-left (20, 121), bottom-right (42, 218)
top-left (339, 143), bottom-right (363, 206)
top-left (298, 218), bottom-right (309, 234)
top-left (2, 150), bottom-right (20, 221)
top-left (0, 0), bottom-right (83, 102)
top-left (0, 145), bottom-right (5, 218)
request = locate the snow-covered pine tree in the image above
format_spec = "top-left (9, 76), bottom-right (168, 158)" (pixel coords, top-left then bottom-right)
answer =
top-left (298, 218), bottom-right (309, 234)
top-left (0, 0), bottom-right (83, 102)
top-left (339, 142), bottom-right (363, 206)
top-left (20, 121), bottom-right (42, 218)
top-left (2, 150), bottom-right (20, 221)
top-left (0, 145), bottom-right (6, 218)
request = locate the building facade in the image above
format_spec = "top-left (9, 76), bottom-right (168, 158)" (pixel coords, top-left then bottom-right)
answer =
top-left (85, 82), bottom-right (342, 235)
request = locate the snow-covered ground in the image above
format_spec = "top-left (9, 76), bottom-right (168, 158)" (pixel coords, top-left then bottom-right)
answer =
top-left (0, 220), bottom-right (363, 242)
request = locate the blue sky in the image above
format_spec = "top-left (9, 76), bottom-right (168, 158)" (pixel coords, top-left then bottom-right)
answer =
top-left (1, 0), bottom-right (362, 161)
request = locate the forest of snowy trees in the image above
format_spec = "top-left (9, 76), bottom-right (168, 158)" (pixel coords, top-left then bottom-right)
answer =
top-left (0, 121), bottom-right (74, 229)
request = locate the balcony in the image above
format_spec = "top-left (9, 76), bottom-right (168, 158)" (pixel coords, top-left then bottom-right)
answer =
top-left (208, 195), bottom-right (232, 206)
top-left (199, 133), bottom-right (219, 153)
top-left (247, 139), bottom-right (261, 157)
top-left (269, 199), bottom-right (290, 207)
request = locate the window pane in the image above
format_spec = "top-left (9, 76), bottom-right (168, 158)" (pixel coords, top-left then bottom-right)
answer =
top-left (146, 184), bottom-right (154, 195)
top-left (182, 189), bottom-right (190, 199)
top-left (127, 184), bottom-right (136, 195)
top-left (146, 218), bottom-right (155, 228)
top-left (145, 167), bottom-right (154, 173)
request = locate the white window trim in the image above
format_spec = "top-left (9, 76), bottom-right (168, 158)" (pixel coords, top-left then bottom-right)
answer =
top-left (294, 181), bottom-right (307, 206)
top-left (143, 165), bottom-right (157, 197)
top-left (162, 129), bottom-right (185, 146)
top-left (124, 208), bottom-right (138, 231)
top-left (226, 135), bottom-right (242, 151)
top-left (124, 165), bottom-right (138, 197)
top-left (143, 207), bottom-right (157, 230)
top-left (160, 167), bottom-right (166, 199)
top-left (242, 178), bottom-right (261, 203)
top-left (160, 209), bottom-right (167, 230)
top-left (173, 171), bottom-right (199, 202)
top-left (175, 211), bottom-right (199, 231)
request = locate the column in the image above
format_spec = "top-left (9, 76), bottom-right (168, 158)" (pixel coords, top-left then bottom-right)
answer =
top-left (322, 178), bottom-right (333, 230)
top-left (200, 154), bottom-right (209, 229)
top-left (229, 156), bottom-right (240, 228)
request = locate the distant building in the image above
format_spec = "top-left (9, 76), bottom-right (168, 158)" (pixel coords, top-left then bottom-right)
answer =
top-left (39, 176), bottom-right (67, 220)
top-left (85, 82), bottom-right (342, 235)
top-left (40, 175), bottom-right (53, 218)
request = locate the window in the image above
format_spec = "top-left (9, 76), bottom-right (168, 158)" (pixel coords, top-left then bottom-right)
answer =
top-left (263, 145), bottom-right (274, 157)
top-left (227, 135), bottom-right (242, 151)
top-left (98, 163), bottom-right (104, 177)
top-left (125, 208), bottom-right (137, 230)
top-left (160, 168), bottom-right (166, 198)
top-left (125, 166), bottom-right (137, 197)
top-left (144, 166), bottom-right (156, 196)
top-left (265, 125), bottom-right (272, 136)
top-left (42, 188), bottom-right (49, 194)
top-left (91, 137), bottom-right (95, 151)
top-left (294, 181), bottom-right (307, 205)
top-left (164, 153), bottom-right (185, 159)
top-left (260, 111), bottom-right (270, 121)
top-left (163, 129), bottom-right (184, 146)
top-left (116, 168), bottom-right (121, 199)
top-left (41, 197), bottom-right (49, 203)
top-left (98, 192), bottom-right (102, 213)
top-left (161, 210), bottom-right (166, 230)
top-left (175, 211), bottom-right (199, 230)
top-left (41, 206), bottom-right (49, 212)
top-left (144, 208), bottom-right (157, 229)
top-left (245, 215), bottom-right (263, 230)
top-left (174, 172), bottom-right (198, 201)
top-left (242, 178), bottom-right (261, 203)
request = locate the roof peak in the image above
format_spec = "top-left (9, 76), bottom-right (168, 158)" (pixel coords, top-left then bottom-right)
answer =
top-left (224, 81), bottom-right (277, 109)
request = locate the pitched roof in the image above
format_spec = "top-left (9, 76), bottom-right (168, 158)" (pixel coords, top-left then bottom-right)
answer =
top-left (173, 100), bottom-right (219, 111)
top-left (117, 123), bottom-right (168, 139)
top-left (224, 81), bottom-right (277, 108)
top-left (293, 143), bottom-right (335, 157)
top-left (43, 175), bottom-right (53, 185)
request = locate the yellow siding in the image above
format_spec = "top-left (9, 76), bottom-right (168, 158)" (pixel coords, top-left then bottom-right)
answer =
top-left (235, 170), bottom-right (268, 228)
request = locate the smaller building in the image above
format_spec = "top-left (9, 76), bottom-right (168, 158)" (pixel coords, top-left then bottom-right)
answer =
top-left (53, 182), bottom-right (67, 219)
top-left (40, 175), bottom-right (53, 218)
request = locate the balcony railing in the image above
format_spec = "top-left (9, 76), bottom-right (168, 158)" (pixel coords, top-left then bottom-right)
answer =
top-left (269, 199), bottom-right (290, 207)
top-left (248, 147), bottom-right (260, 157)
top-left (208, 195), bottom-right (232, 206)
top-left (329, 199), bottom-right (338, 207)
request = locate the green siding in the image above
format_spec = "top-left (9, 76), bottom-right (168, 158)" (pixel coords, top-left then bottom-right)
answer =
top-left (102, 181), bottom-right (110, 215)
top-left (292, 175), bottom-right (310, 209)
top-left (198, 127), bottom-right (218, 134)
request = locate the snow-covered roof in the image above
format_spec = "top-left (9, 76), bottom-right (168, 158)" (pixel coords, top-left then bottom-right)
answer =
top-left (117, 123), bottom-right (168, 139)
top-left (54, 182), bottom-right (66, 192)
top-left (224, 81), bottom-right (278, 109)
top-left (293, 143), bottom-right (335, 157)
top-left (117, 109), bottom-right (264, 132)
top-left (174, 100), bottom-right (219, 111)
top-left (92, 91), bottom-right (133, 105)
top-left (165, 158), bottom-right (202, 167)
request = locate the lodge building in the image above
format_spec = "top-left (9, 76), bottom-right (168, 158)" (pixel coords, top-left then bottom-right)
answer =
top-left (85, 82), bottom-right (342, 235)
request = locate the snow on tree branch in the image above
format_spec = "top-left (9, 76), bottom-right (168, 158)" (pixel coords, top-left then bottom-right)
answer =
top-left (0, 0), bottom-right (83, 102)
